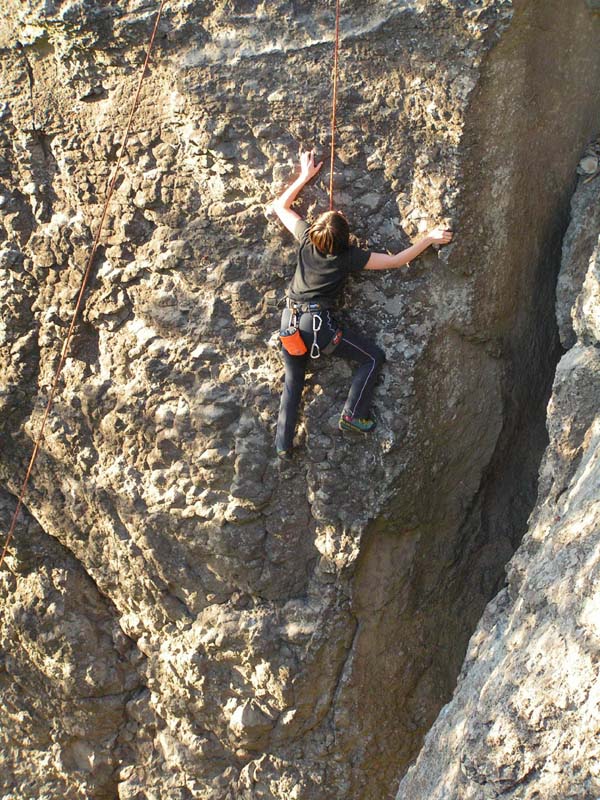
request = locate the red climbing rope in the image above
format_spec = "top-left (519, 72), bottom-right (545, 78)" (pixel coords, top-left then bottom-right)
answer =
top-left (329, 0), bottom-right (341, 210)
top-left (0, 0), bottom-right (168, 572)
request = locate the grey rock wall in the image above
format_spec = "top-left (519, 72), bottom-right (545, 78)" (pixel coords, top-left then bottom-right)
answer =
top-left (0, 488), bottom-right (142, 800)
top-left (397, 147), bottom-right (600, 800)
top-left (1, 1), bottom-right (600, 799)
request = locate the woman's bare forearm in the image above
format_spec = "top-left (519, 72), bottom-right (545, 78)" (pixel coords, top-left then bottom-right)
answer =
top-left (271, 174), bottom-right (311, 210)
top-left (365, 229), bottom-right (453, 270)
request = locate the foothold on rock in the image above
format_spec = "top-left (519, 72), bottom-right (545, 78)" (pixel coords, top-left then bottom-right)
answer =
top-left (228, 700), bottom-right (277, 749)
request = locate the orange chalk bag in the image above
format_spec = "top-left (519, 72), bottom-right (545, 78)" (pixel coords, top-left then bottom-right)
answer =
top-left (279, 320), bottom-right (308, 356)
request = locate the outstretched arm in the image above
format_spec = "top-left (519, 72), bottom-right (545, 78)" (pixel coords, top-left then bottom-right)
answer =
top-left (364, 228), bottom-right (453, 270)
top-left (269, 150), bottom-right (323, 235)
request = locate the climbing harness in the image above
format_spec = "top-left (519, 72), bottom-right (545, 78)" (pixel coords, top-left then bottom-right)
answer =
top-left (329, 0), bottom-right (342, 210)
top-left (0, 0), bottom-right (168, 573)
top-left (281, 300), bottom-right (343, 360)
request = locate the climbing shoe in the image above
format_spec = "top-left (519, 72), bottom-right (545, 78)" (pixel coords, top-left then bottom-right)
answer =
top-left (338, 413), bottom-right (377, 434)
top-left (277, 449), bottom-right (293, 460)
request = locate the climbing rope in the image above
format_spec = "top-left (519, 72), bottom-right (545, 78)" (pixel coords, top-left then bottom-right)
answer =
top-left (329, 0), bottom-right (341, 210)
top-left (0, 0), bottom-right (168, 572)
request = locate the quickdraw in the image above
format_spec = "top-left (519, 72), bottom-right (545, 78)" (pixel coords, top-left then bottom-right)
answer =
top-left (311, 313), bottom-right (322, 359)
top-left (310, 311), bottom-right (343, 359)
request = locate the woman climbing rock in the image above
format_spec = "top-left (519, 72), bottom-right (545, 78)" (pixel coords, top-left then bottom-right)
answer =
top-left (270, 149), bottom-right (453, 458)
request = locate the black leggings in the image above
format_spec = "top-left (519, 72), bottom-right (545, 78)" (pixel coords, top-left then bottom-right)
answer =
top-left (275, 309), bottom-right (385, 451)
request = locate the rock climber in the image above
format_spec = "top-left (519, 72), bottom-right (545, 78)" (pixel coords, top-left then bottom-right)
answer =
top-left (270, 149), bottom-right (453, 458)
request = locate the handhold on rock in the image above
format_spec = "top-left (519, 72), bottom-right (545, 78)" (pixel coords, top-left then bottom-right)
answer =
top-left (228, 700), bottom-right (276, 748)
top-left (579, 155), bottom-right (598, 174)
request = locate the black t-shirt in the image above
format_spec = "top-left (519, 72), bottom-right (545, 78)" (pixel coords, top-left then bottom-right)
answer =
top-left (287, 219), bottom-right (371, 306)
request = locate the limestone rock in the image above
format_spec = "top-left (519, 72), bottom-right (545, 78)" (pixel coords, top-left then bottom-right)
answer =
top-left (397, 160), bottom-right (600, 800)
top-left (557, 141), bottom-right (600, 349)
top-left (0, 489), bottom-right (142, 799)
top-left (0, 1), bottom-right (599, 799)
top-left (579, 154), bottom-right (598, 174)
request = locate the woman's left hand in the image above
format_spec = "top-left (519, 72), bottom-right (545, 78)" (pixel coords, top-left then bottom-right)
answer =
top-left (299, 149), bottom-right (323, 181)
top-left (428, 228), bottom-right (454, 245)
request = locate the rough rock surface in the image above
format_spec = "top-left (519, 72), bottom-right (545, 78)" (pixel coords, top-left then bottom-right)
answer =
top-left (397, 149), bottom-right (600, 800)
top-left (1, 1), bottom-right (600, 799)
top-left (0, 488), bottom-right (143, 800)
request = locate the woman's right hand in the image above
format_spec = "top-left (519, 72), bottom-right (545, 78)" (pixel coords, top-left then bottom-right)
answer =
top-left (299, 149), bottom-right (323, 182)
top-left (428, 228), bottom-right (454, 245)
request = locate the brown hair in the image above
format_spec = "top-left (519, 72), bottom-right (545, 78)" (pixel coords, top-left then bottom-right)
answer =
top-left (308, 211), bottom-right (350, 255)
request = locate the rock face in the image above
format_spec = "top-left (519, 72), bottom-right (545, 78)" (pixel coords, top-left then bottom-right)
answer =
top-left (397, 148), bottom-right (600, 800)
top-left (1, 1), bottom-right (600, 799)
top-left (0, 488), bottom-right (143, 800)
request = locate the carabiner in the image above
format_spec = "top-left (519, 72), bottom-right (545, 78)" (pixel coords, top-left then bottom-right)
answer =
top-left (310, 313), bottom-right (322, 359)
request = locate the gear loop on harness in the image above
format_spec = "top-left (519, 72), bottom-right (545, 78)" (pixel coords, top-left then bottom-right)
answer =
top-left (310, 312), bottom-right (322, 359)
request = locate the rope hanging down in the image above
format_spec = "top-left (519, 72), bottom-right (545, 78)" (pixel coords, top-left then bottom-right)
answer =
top-left (0, 0), bottom-right (168, 572)
top-left (329, 0), bottom-right (341, 211)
